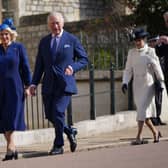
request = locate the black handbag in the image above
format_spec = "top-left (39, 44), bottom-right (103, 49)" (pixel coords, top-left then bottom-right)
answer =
top-left (153, 73), bottom-right (163, 105)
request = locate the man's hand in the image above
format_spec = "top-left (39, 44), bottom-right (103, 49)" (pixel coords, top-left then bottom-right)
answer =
top-left (122, 84), bottom-right (128, 94)
top-left (65, 65), bottom-right (73, 75)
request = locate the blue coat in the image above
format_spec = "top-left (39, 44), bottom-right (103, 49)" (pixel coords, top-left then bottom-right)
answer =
top-left (0, 42), bottom-right (32, 133)
top-left (32, 31), bottom-right (88, 120)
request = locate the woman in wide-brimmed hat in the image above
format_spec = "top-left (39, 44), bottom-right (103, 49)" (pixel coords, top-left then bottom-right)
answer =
top-left (0, 18), bottom-right (32, 161)
top-left (122, 28), bottom-right (164, 145)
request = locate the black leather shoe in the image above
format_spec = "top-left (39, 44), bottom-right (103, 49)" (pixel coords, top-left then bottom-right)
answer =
top-left (67, 128), bottom-right (77, 152)
top-left (49, 147), bottom-right (64, 155)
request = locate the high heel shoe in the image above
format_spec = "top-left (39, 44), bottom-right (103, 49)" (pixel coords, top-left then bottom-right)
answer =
top-left (2, 151), bottom-right (18, 161)
top-left (154, 131), bottom-right (162, 143)
top-left (14, 151), bottom-right (18, 160)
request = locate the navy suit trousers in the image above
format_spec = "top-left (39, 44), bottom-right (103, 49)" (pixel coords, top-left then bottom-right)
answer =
top-left (43, 94), bottom-right (71, 147)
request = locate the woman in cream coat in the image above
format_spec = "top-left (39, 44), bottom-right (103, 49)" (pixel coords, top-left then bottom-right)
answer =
top-left (122, 28), bottom-right (164, 145)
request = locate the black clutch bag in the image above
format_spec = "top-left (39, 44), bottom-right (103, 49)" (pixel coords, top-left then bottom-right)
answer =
top-left (154, 74), bottom-right (162, 90)
top-left (153, 74), bottom-right (163, 104)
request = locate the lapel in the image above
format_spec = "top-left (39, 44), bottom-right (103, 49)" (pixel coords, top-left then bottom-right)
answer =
top-left (56, 31), bottom-right (67, 54)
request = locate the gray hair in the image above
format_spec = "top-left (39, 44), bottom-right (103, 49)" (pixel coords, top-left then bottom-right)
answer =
top-left (47, 12), bottom-right (64, 24)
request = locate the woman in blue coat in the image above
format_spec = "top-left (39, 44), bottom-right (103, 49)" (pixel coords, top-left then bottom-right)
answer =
top-left (0, 18), bottom-right (32, 161)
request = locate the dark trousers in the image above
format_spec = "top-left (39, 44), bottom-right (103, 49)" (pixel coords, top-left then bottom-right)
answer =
top-left (54, 125), bottom-right (74, 147)
top-left (43, 94), bottom-right (71, 147)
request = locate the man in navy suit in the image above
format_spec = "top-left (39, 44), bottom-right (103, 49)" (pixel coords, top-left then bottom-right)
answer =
top-left (30, 12), bottom-right (88, 155)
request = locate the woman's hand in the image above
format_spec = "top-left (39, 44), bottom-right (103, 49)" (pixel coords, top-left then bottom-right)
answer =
top-left (29, 85), bottom-right (37, 96)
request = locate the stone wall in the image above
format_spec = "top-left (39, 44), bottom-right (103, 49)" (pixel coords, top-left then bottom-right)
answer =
top-left (17, 22), bottom-right (48, 70)
top-left (2, 0), bottom-right (129, 25)
top-left (23, 0), bottom-right (105, 21)
top-left (2, 0), bottom-right (107, 25)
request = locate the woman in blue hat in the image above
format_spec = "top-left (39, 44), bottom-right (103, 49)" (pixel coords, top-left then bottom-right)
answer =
top-left (122, 28), bottom-right (164, 145)
top-left (0, 18), bottom-right (32, 161)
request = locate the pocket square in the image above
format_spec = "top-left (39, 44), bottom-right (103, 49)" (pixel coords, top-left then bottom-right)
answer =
top-left (64, 44), bottom-right (71, 48)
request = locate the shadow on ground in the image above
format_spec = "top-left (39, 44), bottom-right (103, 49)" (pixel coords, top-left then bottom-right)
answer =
top-left (20, 151), bottom-right (49, 158)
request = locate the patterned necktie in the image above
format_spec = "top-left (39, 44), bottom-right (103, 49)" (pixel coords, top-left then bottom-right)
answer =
top-left (51, 37), bottom-right (57, 56)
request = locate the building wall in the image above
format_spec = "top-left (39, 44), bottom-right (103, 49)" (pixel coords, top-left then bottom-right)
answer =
top-left (17, 23), bottom-right (48, 70)
top-left (23, 0), bottom-right (105, 21)
top-left (2, 0), bottom-right (129, 25)
top-left (2, 0), bottom-right (107, 25)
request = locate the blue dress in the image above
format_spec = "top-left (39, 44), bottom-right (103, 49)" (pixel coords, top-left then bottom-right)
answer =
top-left (0, 42), bottom-right (32, 133)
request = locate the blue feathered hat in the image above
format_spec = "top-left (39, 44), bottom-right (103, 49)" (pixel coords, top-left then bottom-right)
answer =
top-left (0, 18), bottom-right (16, 31)
top-left (3, 18), bottom-right (16, 30)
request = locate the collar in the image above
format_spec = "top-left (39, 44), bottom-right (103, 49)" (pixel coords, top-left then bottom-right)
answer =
top-left (52, 29), bottom-right (64, 38)
top-left (136, 44), bottom-right (148, 52)
top-left (2, 41), bottom-right (12, 49)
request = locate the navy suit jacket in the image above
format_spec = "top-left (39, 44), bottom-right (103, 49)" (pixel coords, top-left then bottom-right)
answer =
top-left (32, 30), bottom-right (88, 95)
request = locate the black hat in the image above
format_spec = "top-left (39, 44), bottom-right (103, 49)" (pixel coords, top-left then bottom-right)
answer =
top-left (132, 28), bottom-right (149, 40)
